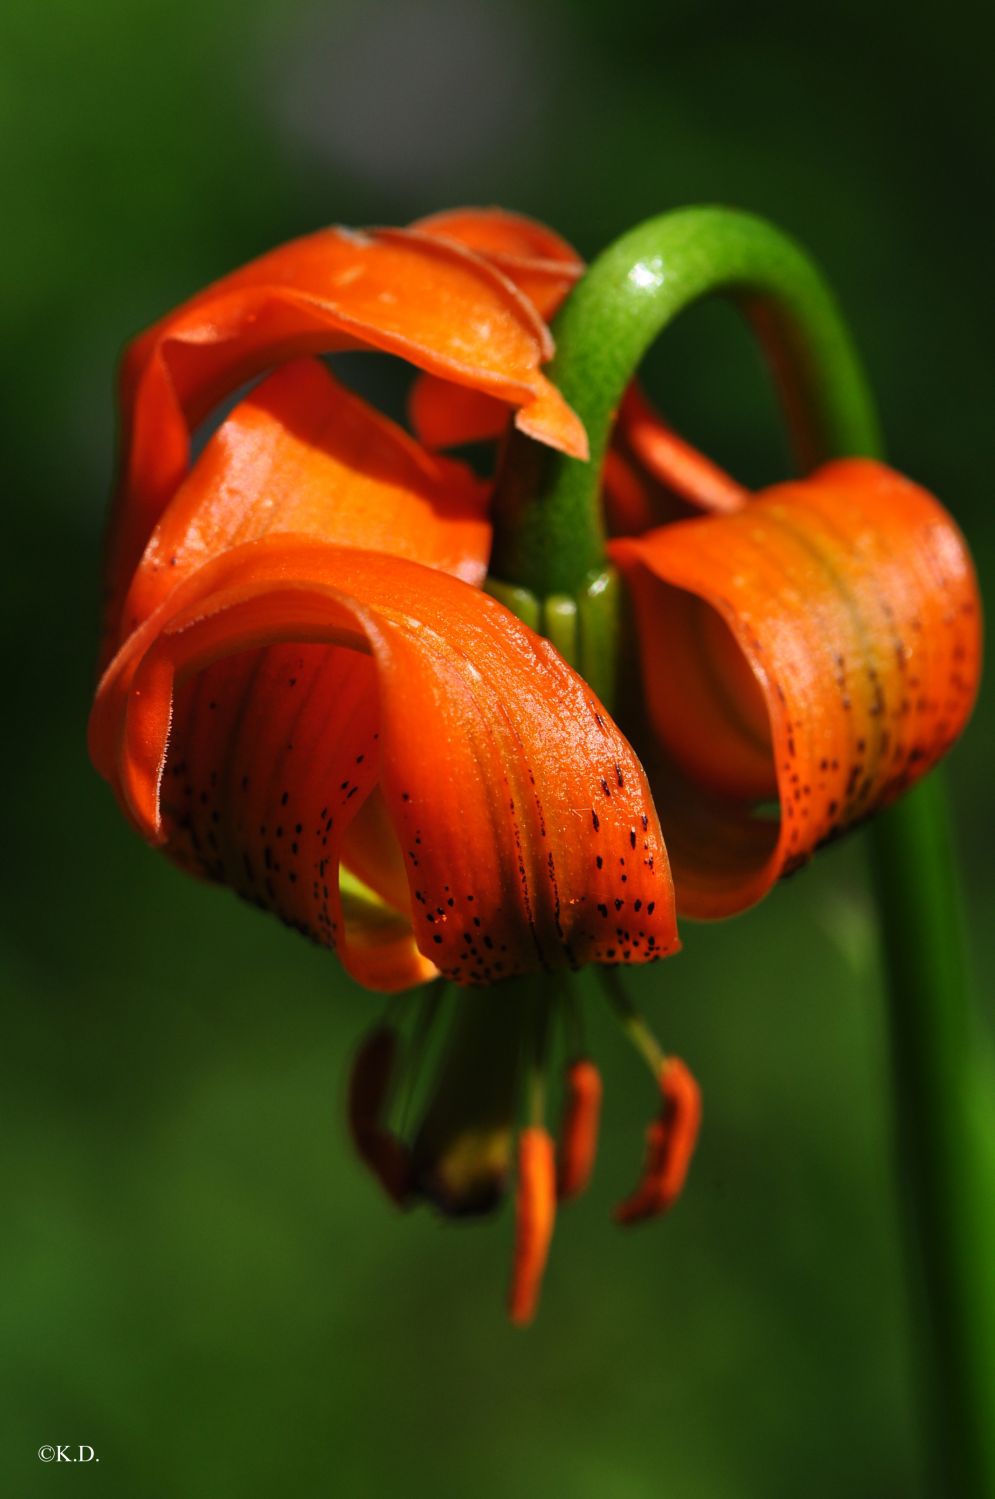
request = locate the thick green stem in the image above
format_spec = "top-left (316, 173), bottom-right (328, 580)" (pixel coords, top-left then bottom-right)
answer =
top-left (503, 207), bottom-right (993, 1495)
top-left (869, 784), bottom-right (995, 1496)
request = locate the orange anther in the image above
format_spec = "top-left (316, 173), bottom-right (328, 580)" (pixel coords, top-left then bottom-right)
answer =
top-left (557, 1059), bottom-right (603, 1201)
top-left (508, 1128), bottom-right (556, 1327)
top-left (614, 1057), bottom-right (701, 1225)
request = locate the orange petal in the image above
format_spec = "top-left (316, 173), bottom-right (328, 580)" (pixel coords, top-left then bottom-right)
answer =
top-left (408, 207), bottom-right (584, 451)
top-left (124, 628), bottom-right (434, 994)
top-left (414, 206), bottom-right (584, 319)
top-left (120, 358), bottom-right (491, 641)
top-left (107, 223), bottom-right (587, 651)
top-left (408, 375), bottom-right (510, 452)
top-left (90, 538), bottom-right (679, 989)
top-left (508, 1127), bottom-right (556, 1326)
top-left (611, 458), bottom-right (982, 917)
top-left (614, 1057), bottom-right (701, 1225)
top-left (556, 1059), bottom-right (603, 1201)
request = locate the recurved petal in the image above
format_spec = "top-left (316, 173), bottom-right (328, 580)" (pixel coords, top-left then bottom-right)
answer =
top-left (107, 223), bottom-right (587, 649)
top-left (408, 207), bottom-right (584, 451)
top-left (120, 358), bottom-right (491, 641)
top-left (94, 604), bottom-right (431, 991)
top-left (611, 458), bottom-right (981, 918)
top-left (90, 538), bottom-right (678, 988)
top-left (413, 206), bottom-right (584, 319)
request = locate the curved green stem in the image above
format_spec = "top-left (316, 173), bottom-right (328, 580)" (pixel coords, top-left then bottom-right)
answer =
top-left (490, 206), bottom-right (880, 595)
top-left (501, 206), bottom-right (993, 1495)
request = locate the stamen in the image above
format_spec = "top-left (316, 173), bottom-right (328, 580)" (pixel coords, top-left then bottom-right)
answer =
top-left (508, 1127), bottom-right (556, 1326)
top-left (597, 968), bottom-right (701, 1225)
top-left (557, 1059), bottom-right (603, 1200)
top-left (410, 986), bottom-right (523, 1216)
top-left (396, 980), bottom-right (446, 1133)
top-left (347, 1025), bottom-right (412, 1206)
top-left (614, 1058), bottom-right (701, 1225)
top-left (600, 966), bottom-right (666, 1074)
top-left (524, 983), bottom-right (554, 1126)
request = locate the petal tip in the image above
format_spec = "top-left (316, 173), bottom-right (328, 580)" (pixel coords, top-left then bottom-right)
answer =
top-left (514, 388), bottom-right (589, 462)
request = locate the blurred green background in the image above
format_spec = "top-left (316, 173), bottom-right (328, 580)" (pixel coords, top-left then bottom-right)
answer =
top-left (2, 1), bottom-right (992, 1494)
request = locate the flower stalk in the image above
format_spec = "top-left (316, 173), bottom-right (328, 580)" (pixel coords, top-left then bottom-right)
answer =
top-left (495, 206), bottom-right (994, 1495)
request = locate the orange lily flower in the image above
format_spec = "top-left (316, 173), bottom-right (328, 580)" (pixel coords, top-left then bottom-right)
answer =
top-left (90, 208), bottom-right (691, 1327)
top-left (89, 205), bottom-right (981, 1327)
